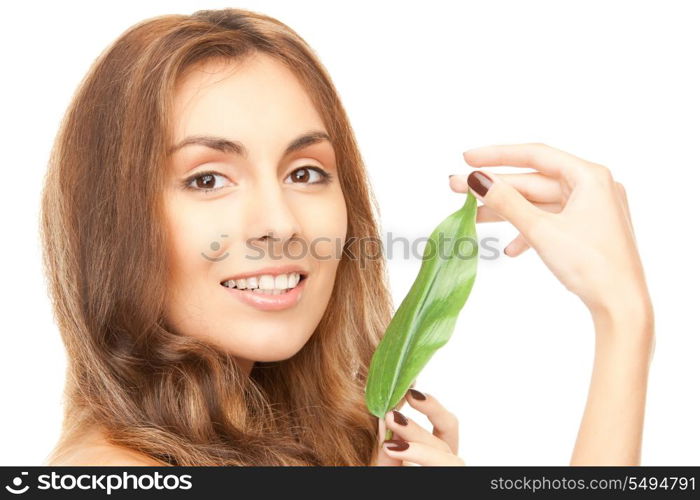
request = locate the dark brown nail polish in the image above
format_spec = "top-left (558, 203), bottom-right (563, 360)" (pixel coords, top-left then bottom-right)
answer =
top-left (467, 171), bottom-right (493, 197)
top-left (384, 439), bottom-right (409, 451)
top-left (409, 388), bottom-right (426, 401)
top-left (392, 410), bottom-right (408, 426)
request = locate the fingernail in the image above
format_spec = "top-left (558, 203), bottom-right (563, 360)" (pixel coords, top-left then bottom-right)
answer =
top-left (467, 171), bottom-right (493, 197)
top-left (408, 388), bottom-right (426, 401)
top-left (392, 410), bottom-right (408, 426)
top-left (383, 439), bottom-right (409, 451)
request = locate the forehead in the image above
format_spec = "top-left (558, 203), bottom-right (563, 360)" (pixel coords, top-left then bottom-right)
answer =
top-left (170, 53), bottom-right (325, 147)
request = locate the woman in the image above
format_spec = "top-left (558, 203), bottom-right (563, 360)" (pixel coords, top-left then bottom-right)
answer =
top-left (41, 8), bottom-right (654, 466)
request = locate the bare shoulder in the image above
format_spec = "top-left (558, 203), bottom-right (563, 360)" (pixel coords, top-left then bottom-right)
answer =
top-left (47, 426), bottom-right (162, 466)
top-left (51, 444), bottom-right (161, 466)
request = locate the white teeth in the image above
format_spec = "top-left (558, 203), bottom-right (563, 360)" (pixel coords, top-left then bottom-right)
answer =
top-left (223, 272), bottom-right (304, 291)
top-left (274, 274), bottom-right (288, 289)
top-left (289, 272), bottom-right (299, 288)
top-left (258, 274), bottom-right (275, 289)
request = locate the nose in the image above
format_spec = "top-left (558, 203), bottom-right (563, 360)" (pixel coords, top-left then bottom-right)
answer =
top-left (245, 178), bottom-right (302, 256)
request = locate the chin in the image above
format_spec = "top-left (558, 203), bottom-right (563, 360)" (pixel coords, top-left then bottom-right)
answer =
top-left (236, 344), bottom-right (304, 363)
top-left (215, 329), bottom-right (311, 363)
top-left (251, 349), bottom-right (301, 363)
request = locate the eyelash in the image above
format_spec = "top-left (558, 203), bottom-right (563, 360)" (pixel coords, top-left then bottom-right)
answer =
top-left (181, 166), bottom-right (334, 194)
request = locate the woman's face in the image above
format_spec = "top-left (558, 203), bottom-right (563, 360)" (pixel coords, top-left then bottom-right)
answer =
top-left (162, 54), bottom-right (347, 372)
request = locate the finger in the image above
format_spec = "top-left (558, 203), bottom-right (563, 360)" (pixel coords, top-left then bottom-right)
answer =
top-left (476, 202), bottom-right (561, 223)
top-left (463, 143), bottom-right (590, 182)
top-left (382, 439), bottom-right (465, 466)
top-left (405, 389), bottom-right (459, 455)
top-left (465, 170), bottom-right (552, 244)
top-left (497, 172), bottom-right (563, 202)
top-left (504, 233), bottom-right (531, 257)
top-left (374, 416), bottom-right (402, 466)
top-left (385, 409), bottom-right (452, 453)
top-left (451, 172), bottom-right (562, 203)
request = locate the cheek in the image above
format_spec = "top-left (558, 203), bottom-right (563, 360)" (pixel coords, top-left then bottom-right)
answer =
top-left (296, 190), bottom-right (348, 261)
top-left (162, 197), bottom-right (232, 323)
top-left (165, 202), bottom-right (214, 275)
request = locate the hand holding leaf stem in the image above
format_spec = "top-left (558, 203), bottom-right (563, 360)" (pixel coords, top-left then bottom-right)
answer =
top-left (372, 388), bottom-right (464, 466)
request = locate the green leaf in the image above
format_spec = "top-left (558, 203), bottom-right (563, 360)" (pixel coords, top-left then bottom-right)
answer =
top-left (365, 191), bottom-right (479, 418)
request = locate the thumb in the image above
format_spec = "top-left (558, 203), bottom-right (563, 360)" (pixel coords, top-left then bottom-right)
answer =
top-left (467, 170), bottom-right (548, 242)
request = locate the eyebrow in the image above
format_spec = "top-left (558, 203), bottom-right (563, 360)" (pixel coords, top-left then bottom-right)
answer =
top-left (167, 130), bottom-right (332, 157)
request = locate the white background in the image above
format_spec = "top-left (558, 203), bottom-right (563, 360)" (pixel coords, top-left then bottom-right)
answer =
top-left (1, 0), bottom-right (698, 465)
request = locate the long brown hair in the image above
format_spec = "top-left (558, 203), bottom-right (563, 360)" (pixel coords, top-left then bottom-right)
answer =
top-left (40, 7), bottom-right (393, 465)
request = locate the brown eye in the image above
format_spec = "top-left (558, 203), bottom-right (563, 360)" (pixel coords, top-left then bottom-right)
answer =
top-left (292, 169), bottom-right (310, 183)
top-left (183, 171), bottom-right (232, 193)
top-left (286, 166), bottom-right (331, 185)
top-left (195, 174), bottom-right (216, 189)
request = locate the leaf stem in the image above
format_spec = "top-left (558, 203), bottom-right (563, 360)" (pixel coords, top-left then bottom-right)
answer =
top-left (384, 428), bottom-right (393, 441)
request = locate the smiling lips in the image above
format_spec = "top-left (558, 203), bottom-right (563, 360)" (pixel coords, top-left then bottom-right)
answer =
top-left (221, 272), bottom-right (304, 294)
top-left (220, 273), bottom-right (307, 311)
